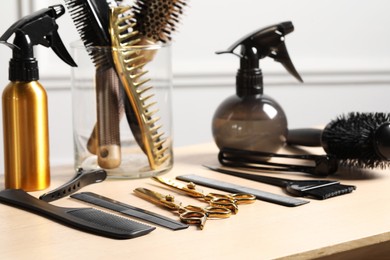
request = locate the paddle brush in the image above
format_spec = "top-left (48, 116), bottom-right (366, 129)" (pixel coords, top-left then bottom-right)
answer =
top-left (287, 112), bottom-right (390, 169)
top-left (205, 166), bottom-right (356, 200)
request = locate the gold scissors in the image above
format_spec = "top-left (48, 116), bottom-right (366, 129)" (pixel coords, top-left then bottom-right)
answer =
top-left (134, 187), bottom-right (231, 230)
top-left (153, 176), bottom-right (256, 214)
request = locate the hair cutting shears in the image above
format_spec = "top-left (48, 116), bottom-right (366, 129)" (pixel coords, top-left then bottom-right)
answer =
top-left (134, 187), bottom-right (231, 230)
top-left (153, 176), bottom-right (256, 214)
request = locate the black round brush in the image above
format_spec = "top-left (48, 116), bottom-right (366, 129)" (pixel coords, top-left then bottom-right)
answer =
top-left (287, 112), bottom-right (390, 169)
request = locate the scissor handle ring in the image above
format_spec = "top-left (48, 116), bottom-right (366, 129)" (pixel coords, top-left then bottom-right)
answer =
top-left (208, 198), bottom-right (238, 215)
top-left (203, 206), bottom-right (232, 219)
top-left (179, 210), bottom-right (207, 230)
top-left (229, 193), bottom-right (257, 204)
top-left (206, 192), bottom-right (255, 205)
top-left (183, 205), bottom-right (232, 219)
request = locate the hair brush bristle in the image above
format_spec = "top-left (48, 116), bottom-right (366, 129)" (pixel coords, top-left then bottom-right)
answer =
top-left (323, 112), bottom-right (390, 169)
top-left (64, 0), bottom-right (112, 69)
top-left (132, 0), bottom-right (187, 43)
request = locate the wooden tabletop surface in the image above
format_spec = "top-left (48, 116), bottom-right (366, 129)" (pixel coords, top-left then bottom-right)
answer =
top-left (1, 143), bottom-right (390, 259)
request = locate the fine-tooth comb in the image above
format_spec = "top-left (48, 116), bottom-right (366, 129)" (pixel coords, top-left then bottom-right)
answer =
top-left (109, 6), bottom-right (170, 169)
top-left (205, 165), bottom-right (356, 200)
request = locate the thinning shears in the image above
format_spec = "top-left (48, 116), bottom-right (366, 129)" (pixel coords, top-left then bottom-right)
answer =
top-left (153, 176), bottom-right (256, 214)
top-left (134, 187), bottom-right (231, 230)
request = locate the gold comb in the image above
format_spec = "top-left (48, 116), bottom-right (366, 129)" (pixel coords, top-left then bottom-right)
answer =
top-left (109, 6), bottom-right (170, 169)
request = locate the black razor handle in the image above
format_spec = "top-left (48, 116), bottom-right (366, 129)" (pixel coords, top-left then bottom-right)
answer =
top-left (287, 128), bottom-right (323, 147)
top-left (0, 189), bottom-right (155, 239)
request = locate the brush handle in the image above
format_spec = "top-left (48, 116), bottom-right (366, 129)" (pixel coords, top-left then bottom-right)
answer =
top-left (287, 128), bottom-right (323, 147)
top-left (95, 67), bottom-right (122, 169)
top-left (123, 86), bottom-right (145, 153)
top-left (374, 123), bottom-right (390, 160)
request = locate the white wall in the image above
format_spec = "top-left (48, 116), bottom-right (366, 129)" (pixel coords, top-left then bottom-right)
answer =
top-left (0, 0), bottom-right (390, 168)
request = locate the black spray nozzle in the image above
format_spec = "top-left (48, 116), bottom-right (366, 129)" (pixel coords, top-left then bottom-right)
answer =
top-left (0, 4), bottom-right (77, 67)
top-left (216, 21), bottom-right (303, 83)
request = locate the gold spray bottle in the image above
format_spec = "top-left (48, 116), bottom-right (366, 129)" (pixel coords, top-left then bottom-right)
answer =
top-left (0, 5), bottom-right (77, 191)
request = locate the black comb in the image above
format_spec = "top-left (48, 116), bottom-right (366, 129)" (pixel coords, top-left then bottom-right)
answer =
top-left (205, 166), bottom-right (356, 200)
top-left (0, 189), bottom-right (155, 239)
top-left (71, 192), bottom-right (188, 230)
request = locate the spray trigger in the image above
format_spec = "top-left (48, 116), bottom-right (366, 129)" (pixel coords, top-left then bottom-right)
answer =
top-left (48, 30), bottom-right (77, 67)
top-left (0, 4), bottom-right (76, 67)
top-left (270, 41), bottom-right (303, 82)
top-left (216, 21), bottom-right (303, 83)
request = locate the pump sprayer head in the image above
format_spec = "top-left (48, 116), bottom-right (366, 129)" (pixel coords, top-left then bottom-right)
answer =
top-left (0, 4), bottom-right (76, 81)
top-left (216, 21), bottom-right (303, 83)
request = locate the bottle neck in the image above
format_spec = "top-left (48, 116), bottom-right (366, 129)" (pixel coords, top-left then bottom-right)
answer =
top-left (9, 58), bottom-right (39, 81)
top-left (236, 67), bottom-right (263, 97)
top-left (9, 32), bottom-right (39, 81)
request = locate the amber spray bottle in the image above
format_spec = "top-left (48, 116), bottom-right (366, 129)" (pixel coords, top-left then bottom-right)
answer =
top-left (0, 5), bottom-right (77, 191)
top-left (212, 22), bottom-right (303, 153)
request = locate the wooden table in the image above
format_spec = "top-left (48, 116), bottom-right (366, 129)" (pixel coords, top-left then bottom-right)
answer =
top-left (1, 143), bottom-right (390, 259)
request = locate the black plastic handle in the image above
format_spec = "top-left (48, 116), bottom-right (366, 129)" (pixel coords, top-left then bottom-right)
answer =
top-left (39, 168), bottom-right (107, 202)
top-left (287, 128), bottom-right (323, 147)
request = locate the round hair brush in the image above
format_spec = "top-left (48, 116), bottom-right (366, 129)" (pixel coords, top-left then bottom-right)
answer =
top-left (287, 112), bottom-right (390, 169)
top-left (132, 0), bottom-right (186, 44)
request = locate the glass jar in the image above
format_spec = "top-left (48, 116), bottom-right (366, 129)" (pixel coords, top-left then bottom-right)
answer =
top-left (70, 40), bottom-right (173, 178)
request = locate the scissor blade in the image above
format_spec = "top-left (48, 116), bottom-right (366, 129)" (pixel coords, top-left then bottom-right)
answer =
top-left (153, 176), bottom-right (203, 198)
top-left (153, 176), bottom-right (187, 190)
top-left (134, 187), bottom-right (166, 204)
top-left (134, 187), bottom-right (180, 211)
